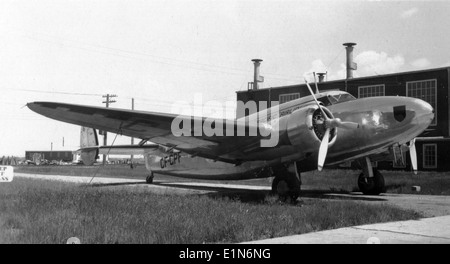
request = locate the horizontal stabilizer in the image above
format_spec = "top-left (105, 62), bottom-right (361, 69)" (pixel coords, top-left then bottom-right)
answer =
top-left (97, 145), bottom-right (158, 155)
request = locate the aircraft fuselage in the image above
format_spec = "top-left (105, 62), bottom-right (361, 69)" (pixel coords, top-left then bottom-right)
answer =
top-left (144, 93), bottom-right (434, 180)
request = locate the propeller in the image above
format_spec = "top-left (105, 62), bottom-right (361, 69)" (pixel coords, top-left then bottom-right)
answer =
top-left (317, 128), bottom-right (330, 171)
top-left (304, 79), bottom-right (360, 171)
top-left (313, 72), bottom-right (320, 94)
top-left (409, 138), bottom-right (417, 175)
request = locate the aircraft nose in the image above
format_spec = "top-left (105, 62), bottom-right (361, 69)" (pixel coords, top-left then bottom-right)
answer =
top-left (409, 98), bottom-right (434, 130)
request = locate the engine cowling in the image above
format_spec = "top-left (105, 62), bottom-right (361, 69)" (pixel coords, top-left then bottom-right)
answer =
top-left (286, 104), bottom-right (337, 153)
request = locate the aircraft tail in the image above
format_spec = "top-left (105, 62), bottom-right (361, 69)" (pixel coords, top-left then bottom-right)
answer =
top-left (78, 127), bottom-right (99, 165)
top-left (77, 127), bottom-right (157, 165)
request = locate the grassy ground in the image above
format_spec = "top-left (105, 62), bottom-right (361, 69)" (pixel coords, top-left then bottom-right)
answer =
top-left (14, 165), bottom-right (450, 195)
top-left (0, 177), bottom-right (422, 244)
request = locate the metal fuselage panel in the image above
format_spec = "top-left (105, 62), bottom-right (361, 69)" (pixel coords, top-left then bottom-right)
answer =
top-left (144, 148), bottom-right (275, 180)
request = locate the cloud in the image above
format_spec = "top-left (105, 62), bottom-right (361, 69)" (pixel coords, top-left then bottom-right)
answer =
top-left (310, 51), bottom-right (407, 81)
top-left (401, 7), bottom-right (419, 19)
top-left (353, 50), bottom-right (405, 77)
top-left (411, 58), bottom-right (431, 68)
top-left (327, 64), bottom-right (346, 81)
top-left (440, 62), bottom-right (450, 67)
top-left (303, 59), bottom-right (328, 82)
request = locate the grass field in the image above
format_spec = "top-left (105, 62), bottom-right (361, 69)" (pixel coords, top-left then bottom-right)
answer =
top-left (14, 165), bottom-right (450, 195)
top-left (0, 177), bottom-right (422, 244)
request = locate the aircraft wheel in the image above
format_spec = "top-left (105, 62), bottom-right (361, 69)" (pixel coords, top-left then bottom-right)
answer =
top-left (357, 169), bottom-right (385, 195)
top-left (146, 173), bottom-right (154, 184)
top-left (271, 175), bottom-right (301, 202)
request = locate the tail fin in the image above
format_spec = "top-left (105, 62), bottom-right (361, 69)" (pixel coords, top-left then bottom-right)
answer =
top-left (79, 127), bottom-right (99, 165)
top-left (80, 127), bottom-right (98, 148)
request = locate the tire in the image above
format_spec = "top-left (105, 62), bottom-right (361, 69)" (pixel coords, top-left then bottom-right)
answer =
top-left (272, 175), bottom-right (301, 202)
top-left (358, 169), bottom-right (385, 195)
top-left (146, 173), bottom-right (154, 184)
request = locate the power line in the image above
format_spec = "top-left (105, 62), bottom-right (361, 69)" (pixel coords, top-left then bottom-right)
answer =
top-left (326, 48), bottom-right (345, 70)
top-left (6, 28), bottom-right (303, 81)
top-left (14, 88), bottom-right (103, 97)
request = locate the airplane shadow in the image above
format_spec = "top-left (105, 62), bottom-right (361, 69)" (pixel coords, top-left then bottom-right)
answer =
top-left (85, 180), bottom-right (387, 205)
top-left (87, 181), bottom-right (148, 188)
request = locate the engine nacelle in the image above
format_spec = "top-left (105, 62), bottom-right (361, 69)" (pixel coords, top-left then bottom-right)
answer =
top-left (287, 104), bottom-right (337, 153)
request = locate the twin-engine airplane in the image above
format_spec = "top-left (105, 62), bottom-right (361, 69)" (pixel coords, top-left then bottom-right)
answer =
top-left (27, 82), bottom-right (434, 200)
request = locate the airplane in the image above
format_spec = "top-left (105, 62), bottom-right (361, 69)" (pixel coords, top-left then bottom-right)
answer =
top-left (27, 81), bottom-right (434, 200)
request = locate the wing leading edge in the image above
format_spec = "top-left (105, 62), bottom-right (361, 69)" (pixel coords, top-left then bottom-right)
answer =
top-left (27, 101), bottom-right (270, 163)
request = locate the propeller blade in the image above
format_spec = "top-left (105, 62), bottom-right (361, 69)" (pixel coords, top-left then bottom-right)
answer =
top-left (318, 128), bottom-right (330, 171)
top-left (409, 138), bottom-right (417, 175)
top-left (305, 79), bottom-right (328, 120)
top-left (313, 72), bottom-right (320, 94)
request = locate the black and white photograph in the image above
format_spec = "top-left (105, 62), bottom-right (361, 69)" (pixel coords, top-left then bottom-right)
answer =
top-left (1, 0), bottom-right (450, 248)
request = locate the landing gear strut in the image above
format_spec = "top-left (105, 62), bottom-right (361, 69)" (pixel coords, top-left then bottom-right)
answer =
top-left (271, 162), bottom-right (301, 202)
top-left (357, 158), bottom-right (385, 195)
top-left (146, 172), bottom-right (154, 184)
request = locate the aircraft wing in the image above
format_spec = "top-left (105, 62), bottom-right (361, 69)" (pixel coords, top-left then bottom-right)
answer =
top-left (27, 102), bottom-right (268, 163)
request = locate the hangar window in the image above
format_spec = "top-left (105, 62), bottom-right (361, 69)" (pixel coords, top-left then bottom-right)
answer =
top-left (423, 144), bottom-right (437, 169)
top-left (279, 93), bottom-right (300, 105)
top-left (407, 79), bottom-right (437, 126)
top-left (358, 84), bottom-right (385, 98)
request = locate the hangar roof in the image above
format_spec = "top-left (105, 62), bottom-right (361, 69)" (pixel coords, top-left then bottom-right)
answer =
top-left (236, 66), bottom-right (450, 94)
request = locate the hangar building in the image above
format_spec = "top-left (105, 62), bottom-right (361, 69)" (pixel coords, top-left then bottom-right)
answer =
top-left (25, 150), bottom-right (75, 163)
top-left (236, 48), bottom-right (450, 171)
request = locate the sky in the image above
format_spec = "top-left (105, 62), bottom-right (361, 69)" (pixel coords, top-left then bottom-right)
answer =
top-left (1, 0), bottom-right (450, 156)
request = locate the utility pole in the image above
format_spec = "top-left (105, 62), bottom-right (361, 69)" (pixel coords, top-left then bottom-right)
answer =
top-left (102, 94), bottom-right (117, 165)
top-left (130, 98), bottom-right (134, 168)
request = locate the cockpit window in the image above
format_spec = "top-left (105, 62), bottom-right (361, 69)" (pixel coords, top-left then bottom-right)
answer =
top-left (326, 93), bottom-right (356, 105)
top-left (317, 96), bottom-right (332, 106)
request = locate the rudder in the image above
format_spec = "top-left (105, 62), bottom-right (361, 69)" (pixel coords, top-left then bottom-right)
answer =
top-left (79, 127), bottom-right (99, 165)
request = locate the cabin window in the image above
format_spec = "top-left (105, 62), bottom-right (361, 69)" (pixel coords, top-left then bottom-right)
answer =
top-left (407, 79), bottom-right (437, 126)
top-left (358, 84), bottom-right (385, 98)
top-left (423, 144), bottom-right (437, 169)
top-left (326, 93), bottom-right (356, 105)
top-left (279, 93), bottom-right (300, 105)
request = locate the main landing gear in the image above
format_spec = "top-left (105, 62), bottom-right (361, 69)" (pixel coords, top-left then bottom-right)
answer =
top-left (357, 157), bottom-right (385, 195)
top-left (271, 162), bottom-right (301, 202)
top-left (146, 172), bottom-right (154, 184)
